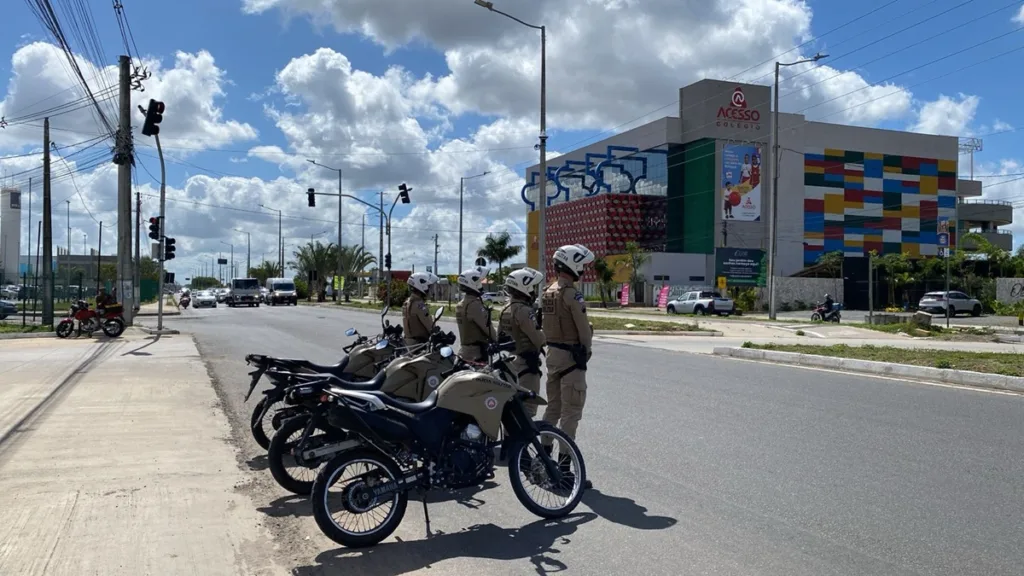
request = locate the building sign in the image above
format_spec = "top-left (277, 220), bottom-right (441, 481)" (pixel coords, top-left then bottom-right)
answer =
top-left (715, 248), bottom-right (766, 287)
top-left (721, 143), bottom-right (763, 222)
top-left (716, 87), bottom-right (762, 131)
top-left (9, 191), bottom-right (20, 209)
top-left (619, 283), bottom-right (630, 306)
top-left (657, 285), bottom-right (670, 309)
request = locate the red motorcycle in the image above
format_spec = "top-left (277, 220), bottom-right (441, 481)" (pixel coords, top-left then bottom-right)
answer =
top-left (56, 300), bottom-right (126, 338)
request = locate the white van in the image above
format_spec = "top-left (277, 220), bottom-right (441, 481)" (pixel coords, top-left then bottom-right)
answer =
top-left (265, 277), bottom-right (298, 306)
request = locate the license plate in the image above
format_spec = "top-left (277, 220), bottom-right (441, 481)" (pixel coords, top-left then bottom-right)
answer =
top-left (244, 368), bottom-right (265, 402)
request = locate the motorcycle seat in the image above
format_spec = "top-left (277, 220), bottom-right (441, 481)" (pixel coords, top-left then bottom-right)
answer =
top-left (327, 368), bottom-right (387, 392)
top-left (269, 356), bottom-right (350, 377)
top-left (373, 389), bottom-right (438, 414)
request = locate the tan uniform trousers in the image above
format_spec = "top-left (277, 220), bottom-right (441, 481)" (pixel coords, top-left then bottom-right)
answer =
top-left (510, 355), bottom-right (542, 418)
top-left (541, 346), bottom-right (586, 440)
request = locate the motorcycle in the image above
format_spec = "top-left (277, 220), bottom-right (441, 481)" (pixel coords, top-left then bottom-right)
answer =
top-left (810, 302), bottom-right (842, 323)
top-left (244, 305), bottom-right (412, 449)
top-left (307, 341), bottom-right (586, 548)
top-left (264, 311), bottom-right (457, 495)
top-left (56, 300), bottom-right (126, 338)
top-left (180, 295), bottom-right (191, 309)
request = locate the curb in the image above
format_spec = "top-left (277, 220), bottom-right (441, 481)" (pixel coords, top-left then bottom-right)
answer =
top-left (598, 330), bottom-right (722, 336)
top-left (712, 346), bottom-right (1024, 393)
top-left (137, 325), bottom-right (181, 335)
top-left (0, 331), bottom-right (56, 340)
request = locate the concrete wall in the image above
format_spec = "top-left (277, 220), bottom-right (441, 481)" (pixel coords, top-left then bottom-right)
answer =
top-left (641, 252), bottom-right (714, 285)
top-left (765, 277), bottom-right (844, 309)
top-left (0, 188), bottom-right (21, 283)
top-left (995, 278), bottom-right (1024, 304)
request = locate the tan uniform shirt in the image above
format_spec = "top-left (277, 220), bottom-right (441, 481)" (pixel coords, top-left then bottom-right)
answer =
top-left (499, 300), bottom-right (546, 354)
top-left (402, 292), bottom-right (433, 343)
top-left (456, 293), bottom-right (495, 359)
top-left (541, 278), bottom-right (592, 349)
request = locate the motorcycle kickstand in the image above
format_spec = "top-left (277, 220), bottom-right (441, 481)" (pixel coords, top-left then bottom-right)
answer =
top-left (420, 490), bottom-right (432, 538)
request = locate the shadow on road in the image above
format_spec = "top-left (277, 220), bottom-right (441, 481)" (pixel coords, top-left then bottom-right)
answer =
top-left (122, 335), bottom-right (161, 356)
top-left (293, 512), bottom-right (596, 576)
top-left (258, 494), bottom-right (312, 519)
top-left (246, 453), bottom-right (269, 471)
top-left (408, 480), bottom-right (500, 509)
top-left (581, 489), bottom-right (677, 531)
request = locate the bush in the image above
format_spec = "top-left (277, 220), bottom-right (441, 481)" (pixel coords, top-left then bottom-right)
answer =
top-left (376, 280), bottom-right (410, 307)
top-left (780, 301), bottom-right (793, 312)
top-left (735, 288), bottom-right (758, 312)
top-left (293, 277), bottom-right (309, 300)
top-left (794, 299), bottom-right (807, 311)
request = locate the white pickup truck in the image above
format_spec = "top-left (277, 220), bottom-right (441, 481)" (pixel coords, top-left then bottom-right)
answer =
top-left (227, 278), bottom-right (261, 307)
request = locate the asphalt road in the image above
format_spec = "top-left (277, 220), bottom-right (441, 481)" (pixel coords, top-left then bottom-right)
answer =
top-left (166, 302), bottom-right (1024, 576)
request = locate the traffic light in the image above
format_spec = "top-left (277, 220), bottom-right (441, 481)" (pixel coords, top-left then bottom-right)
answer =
top-left (307, 188), bottom-right (315, 207)
top-left (385, 253), bottom-right (392, 269)
top-left (164, 272), bottom-right (175, 284)
top-left (164, 237), bottom-right (176, 261)
top-left (148, 216), bottom-right (161, 240)
top-left (398, 183), bottom-right (410, 204)
top-left (141, 99), bottom-right (165, 137)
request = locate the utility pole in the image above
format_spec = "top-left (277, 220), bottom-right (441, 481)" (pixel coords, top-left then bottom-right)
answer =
top-left (722, 219), bottom-right (728, 247)
top-left (66, 199), bottom-right (70, 301)
top-left (235, 229), bottom-right (251, 277)
top-left (42, 117), bottom-right (53, 326)
top-left (378, 190), bottom-right (384, 288)
top-left (433, 233), bottom-right (439, 277)
top-left (155, 133), bottom-right (167, 330)
top-left (134, 189), bottom-right (140, 312)
top-left (458, 171), bottom-right (490, 272)
top-left (116, 55), bottom-right (134, 325)
top-left (96, 222), bottom-right (102, 295)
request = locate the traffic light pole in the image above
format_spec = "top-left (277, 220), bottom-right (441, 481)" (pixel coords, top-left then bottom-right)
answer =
top-left (155, 133), bottom-right (167, 331)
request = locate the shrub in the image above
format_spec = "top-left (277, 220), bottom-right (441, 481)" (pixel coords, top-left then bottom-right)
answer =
top-left (376, 280), bottom-right (410, 307)
top-left (795, 329), bottom-right (805, 336)
top-left (293, 277), bottom-right (309, 300)
top-left (735, 288), bottom-right (758, 312)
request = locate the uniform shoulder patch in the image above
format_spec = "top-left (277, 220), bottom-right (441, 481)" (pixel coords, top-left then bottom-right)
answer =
top-left (418, 302), bottom-right (427, 311)
top-left (574, 291), bottom-right (584, 303)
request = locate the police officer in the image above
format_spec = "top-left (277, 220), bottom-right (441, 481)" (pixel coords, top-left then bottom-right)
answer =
top-left (402, 272), bottom-right (439, 346)
top-left (455, 266), bottom-right (495, 362)
top-left (541, 244), bottom-right (595, 489)
top-left (498, 267), bottom-right (546, 417)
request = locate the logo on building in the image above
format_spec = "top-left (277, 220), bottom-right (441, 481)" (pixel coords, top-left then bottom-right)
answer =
top-left (9, 192), bottom-right (20, 209)
top-left (717, 87), bottom-right (761, 131)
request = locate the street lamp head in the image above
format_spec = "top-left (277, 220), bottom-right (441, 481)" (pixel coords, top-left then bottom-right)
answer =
top-left (306, 159), bottom-right (316, 165)
top-left (474, 0), bottom-right (494, 9)
top-left (812, 52), bottom-right (829, 61)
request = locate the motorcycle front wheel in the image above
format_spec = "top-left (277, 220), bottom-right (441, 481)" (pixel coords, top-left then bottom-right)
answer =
top-left (250, 397), bottom-right (287, 450)
top-left (56, 321), bottom-right (74, 338)
top-left (810, 312), bottom-right (822, 322)
top-left (102, 318), bottom-right (125, 337)
top-left (508, 422), bottom-right (586, 519)
top-left (311, 449), bottom-right (408, 548)
top-left (268, 413), bottom-right (340, 495)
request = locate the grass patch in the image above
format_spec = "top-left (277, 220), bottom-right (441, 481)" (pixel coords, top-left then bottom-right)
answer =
top-left (850, 322), bottom-right (998, 341)
top-left (745, 343), bottom-right (1024, 377)
top-left (0, 323), bottom-right (53, 334)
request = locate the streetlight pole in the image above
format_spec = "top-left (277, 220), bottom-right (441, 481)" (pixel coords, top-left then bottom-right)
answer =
top-left (308, 159), bottom-right (344, 301)
top-left (220, 241), bottom-right (233, 280)
top-left (475, 0), bottom-right (546, 278)
top-left (769, 52), bottom-right (828, 320)
top-left (459, 171), bottom-right (490, 272)
top-left (234, 229), bottom-right (251, 277)
top-left (259, 204), bottom-right (283, 275)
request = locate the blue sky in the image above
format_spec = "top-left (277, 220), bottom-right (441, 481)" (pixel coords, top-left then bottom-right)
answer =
top-left (1, 0), bottom-right (1023, 279)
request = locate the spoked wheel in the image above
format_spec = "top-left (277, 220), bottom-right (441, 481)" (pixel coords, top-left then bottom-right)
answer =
top-left (508, 422), bottom-right (586, 519)
top-left (56, 321), bottom-right (74, 338)
top-left (250, 397), bottom-right (286, 450)
top-left (268, 414), bottom-right (341, 495)
top-left (810, 313), bottom-right (822, 322)
top-left (311, 449), bottom-right (408, 548)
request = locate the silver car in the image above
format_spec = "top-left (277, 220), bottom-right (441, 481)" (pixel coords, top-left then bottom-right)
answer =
top-left (918, 291), bottom-right (982, 317)
top-left (194, 290), bottom-right (218, 308)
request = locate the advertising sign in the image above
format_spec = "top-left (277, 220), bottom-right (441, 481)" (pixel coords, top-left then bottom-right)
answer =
top-left (619, 283), bottom-right (630, 307)
top-left (715, 248), bottom-right (766, 287)
top-left (657, 285), bottom-right (670, 309)
top-left (716, 87), bottom-right (762, 131)
top-left (9, 191), bottom-right (20, 209)
top-left (721, 142), bottom-right (763, 222)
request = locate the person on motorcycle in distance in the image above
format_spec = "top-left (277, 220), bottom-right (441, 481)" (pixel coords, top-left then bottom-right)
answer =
top-left (455, 266), bottom-right (496, 362)
top-left (823, 293), bottom-right (835, 319)
top-left (498, 267), bottom-right (546, 418)
top-left (95, 287), bottom-right (115, 315)
top-left (402, 272), bottom-right (439, 346)
top-left (541, 244), bottom-right (595, 490)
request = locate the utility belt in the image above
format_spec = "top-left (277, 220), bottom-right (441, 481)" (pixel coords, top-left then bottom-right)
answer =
top-left (548, 342), bottom-right (588, 377)
top-left (516, 349), bottom-right (542, 377)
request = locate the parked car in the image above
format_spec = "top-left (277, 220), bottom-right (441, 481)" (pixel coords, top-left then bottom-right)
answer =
top-left (0, 299), bottom-right (17, 320)
top-left (666, 290), bottom-right (735, 316)
top-left (918, 291), bottom-right (982, 317)
top-left (482, 291), bottom-right (508, 305)
top-left (194, 290), bottom-right (218, 308)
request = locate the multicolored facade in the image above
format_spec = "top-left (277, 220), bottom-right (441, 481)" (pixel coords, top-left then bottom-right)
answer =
top-left (803, 148), bottom-right (958, 266)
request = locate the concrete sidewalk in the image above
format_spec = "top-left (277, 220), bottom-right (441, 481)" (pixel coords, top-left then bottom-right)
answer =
top-left (0, 331), bottom-right (286, 575)
top-left (136, 294), bottom-right (180, 317)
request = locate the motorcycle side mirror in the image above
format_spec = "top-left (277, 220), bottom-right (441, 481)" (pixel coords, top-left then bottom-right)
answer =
top-left (381, 305), bottom-right (389, 317)
top-left (345, 328), bottom-right (356, 337)
top-left (434, 307), bottom-right (444, 321)
top-left (439, 346), bottom-right (453, 358)
top-left (375, 339), bottom-right (389, 350)
top-left (384, 319), bottom-right (391, 327)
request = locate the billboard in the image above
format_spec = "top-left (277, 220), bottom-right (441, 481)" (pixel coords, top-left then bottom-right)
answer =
top-left (715, 248), bottom-right (766, 286)
top-left (721, 142), bottom-right (763, 222)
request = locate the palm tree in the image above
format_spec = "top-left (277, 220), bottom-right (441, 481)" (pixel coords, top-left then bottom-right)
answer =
top-left (593, 256), bottom-right (616, 308)
top-left (338, 245), bottom-right (376, 300)
top-left (623, 241), bottom-right (650, 303)
top-left (248, 261), bottom-right (283, 286)
top-left (290, 241), bottom-right (338, 302)
top-left (476, 231), bottom-right (523, 278)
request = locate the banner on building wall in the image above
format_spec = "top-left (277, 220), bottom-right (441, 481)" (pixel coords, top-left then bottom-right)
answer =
top-left (619, 283), bottom-right (630, 306)
top-left (721, 142), bottom-right (763, 222)
top-left (715, 248), bottom-right (766, 286)
top-left (657, 285), bottom-right (670, 309)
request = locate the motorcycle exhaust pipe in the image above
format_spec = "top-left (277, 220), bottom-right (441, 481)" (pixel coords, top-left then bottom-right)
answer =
top-left (300, 439), bottom-right (362, 461)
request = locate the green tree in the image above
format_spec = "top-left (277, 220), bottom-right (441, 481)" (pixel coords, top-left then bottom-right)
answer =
top-left (337, 244), bottom-right (376, 300)
top-left (139, 256), bottom-right (160, 281)
top-left (877, 252), bottom-right (914, 307)
top-left (248, 261), bottom-right (282, 286)
top-left (99, 263), bottom-right (117, 284)
top-left (623, 241), bottom-right (650, 302)
top-left (592, 256), bottom-right (616, 308)
top-left (476, 231), bottom-right (523, 278)
top-left (190, 276), bottom-right (219, 290)
top-left (290, 241), bottom-right (338, 302)
top-left (816, 250), bottom-right (844, 300)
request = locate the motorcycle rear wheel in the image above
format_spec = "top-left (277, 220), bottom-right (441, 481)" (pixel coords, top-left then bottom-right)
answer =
top-left (311, 449), bottom-right (408, 548)
top-left (250, 398), bottom-right (280, 450)
top-left (508, 422), bottom-right (586, 519)
top-left (56, 321), bottom-right (74, 338)
top-left (268, 413), bottom-right (338, 495)
top-left (102, 318), bottom-right (125, 337)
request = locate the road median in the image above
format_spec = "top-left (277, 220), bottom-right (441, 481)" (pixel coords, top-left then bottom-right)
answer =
top-left (713, 344), bottom-right (1024, 393)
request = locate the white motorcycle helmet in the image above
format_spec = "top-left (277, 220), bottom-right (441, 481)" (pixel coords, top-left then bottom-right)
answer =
top-left (407, 272), bottom-right (439, 294)
top-left (458, 266), bottom-right (489, 293)
top-left (552, 244), bottom-right (595, 279)
top-left (505, 267), bottom-right (543, 299)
